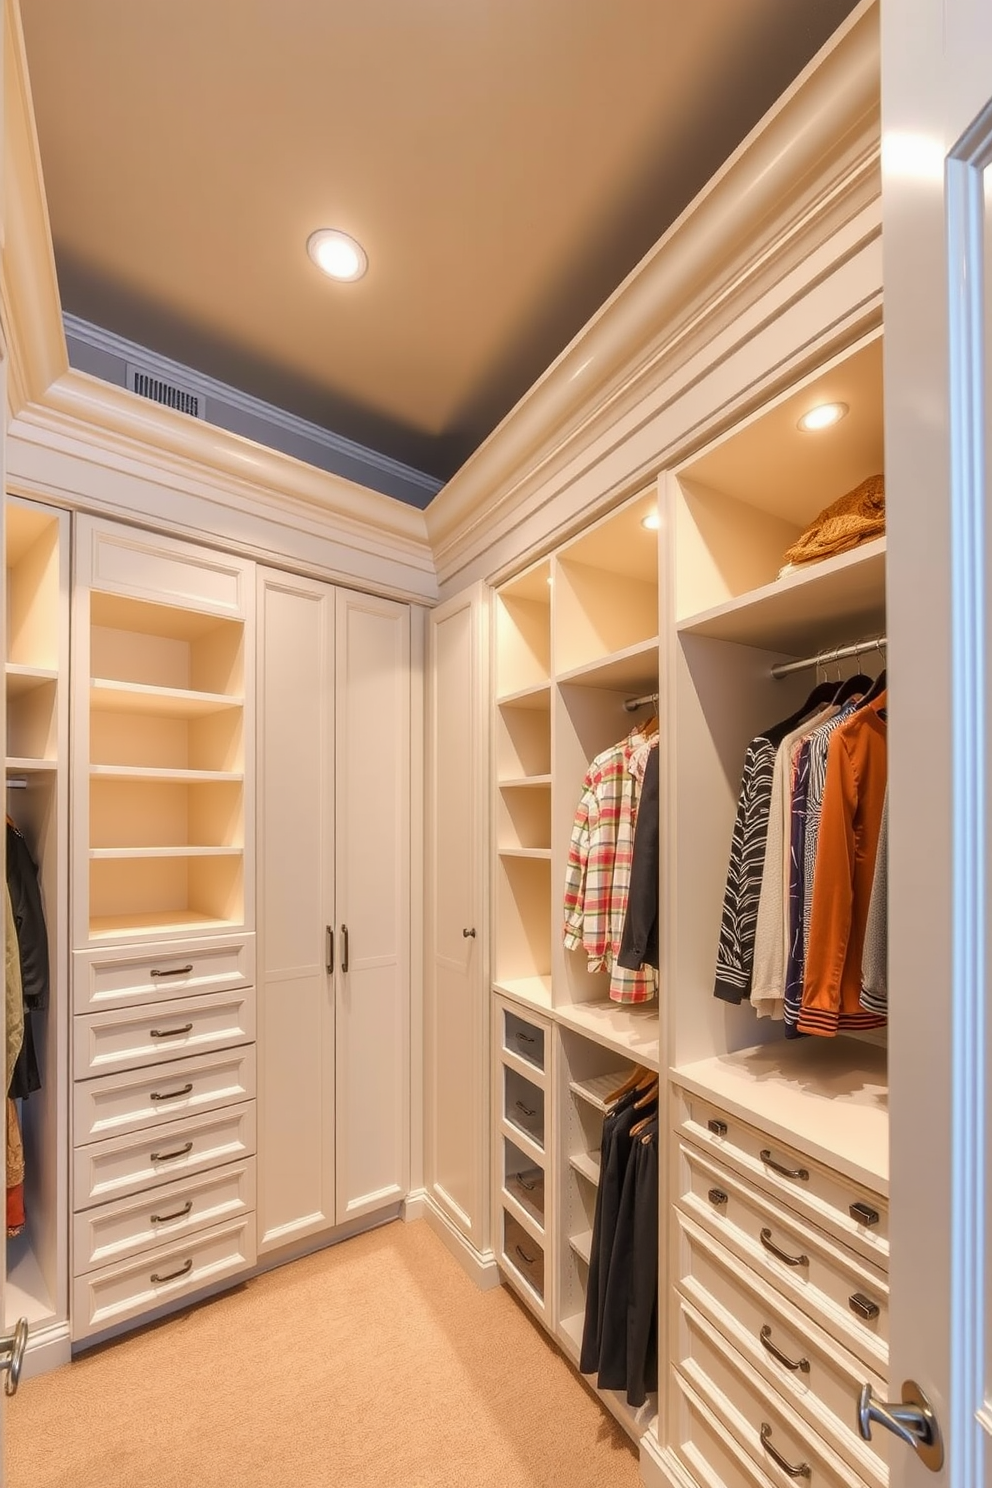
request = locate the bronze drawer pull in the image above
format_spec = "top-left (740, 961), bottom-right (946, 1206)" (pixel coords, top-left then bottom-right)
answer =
top-left (151, 1141), bottom-right (193, 1163)
top-left (150, 1023), bottom-right (193, 1039)
top-left (150, 965), bottom-right (193, 979)
top-left (514, 1243), bottom-right (536, 1267)
top-left (514, 1099), bottom-right (537, 1119)
top-left (514, 1030), bottom-right (536, 1044)
top-left (707, 1188), bottom-right (728, 1208)
top-left (150, 1083), bottom-right (193, 1103)
top-left (849, 1292), bottom-right (881, 1321)
top-left (759, 1227), bottom-right (809, 1268)
top-left (760, 1325), bottom-right (810, 1374)
top-left (150, 1258), bottom-right (193, 1285)
top-left (850, 1201), bottom-right (880, 1227)
top-left (514, 1172), bottom-right (537, 1191)
top-left (760, 1424), bottom-right (811, 1479)
top-left (150, 1200), bottom-right (194, 1224)
top-left (707, 1118), bottom-right (728, 1137)
top-left (760, 1150), bottom-right (809, 1182)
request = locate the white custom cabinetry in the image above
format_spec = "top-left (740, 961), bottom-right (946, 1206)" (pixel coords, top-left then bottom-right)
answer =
top-left (656, 332), bottom-right (889, 1486)
top-left (4, 496), bottom-right (70, 1368)
top-left (70, 519), bottom-right (257, 1340)
top-left (424, 585), bottom-right (490, 1261)
top-left (255, 570), bottom-right (410, 1254)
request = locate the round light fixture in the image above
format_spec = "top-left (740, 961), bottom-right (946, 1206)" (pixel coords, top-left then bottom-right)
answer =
top-left (306, 229), bottom-right (368, 282)
top-left (797, 401), bottom-right (849, 433)
top-left (641, 512), bottom-right (660, 531)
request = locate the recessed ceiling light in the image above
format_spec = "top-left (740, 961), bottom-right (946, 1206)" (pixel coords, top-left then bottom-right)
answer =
top-left (641, 512), bottom-right (660, 531)
top-left (307, 229), bottom-right (368, 282)
top-left (797, 401), bottom-right (849, 432)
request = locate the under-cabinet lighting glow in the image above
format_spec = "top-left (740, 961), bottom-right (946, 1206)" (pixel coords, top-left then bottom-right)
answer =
top-left (797, 401), bottom-right (848, 433)
top-left (641, 512), bottom-right (660, 530)
top-left (307, 229), bottom-right (368, 282)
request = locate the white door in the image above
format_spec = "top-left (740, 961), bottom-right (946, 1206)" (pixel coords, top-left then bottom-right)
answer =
top-left (256, 570), bottom-right (336, 1250)
top-left (425, 585), bottom-right (489, 1248)
top-left (334, 589), bottom-right (411, 1222)
top-left (884, 2), bottom-right (992, 1484)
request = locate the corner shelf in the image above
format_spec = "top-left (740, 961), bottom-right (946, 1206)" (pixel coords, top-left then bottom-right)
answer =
top-left (6, 664), bottom-right (58, 695)
top-left (556, 637), bottom-right (660, 693)
top-left (90, 679), bottom-right (243, 717)
top-left (556, 1001), bottom-right (660, 1072)
top-left (568, 1229), bottom-right (593, 1265)
top-left (493, 977), bottom-right (554, 1012)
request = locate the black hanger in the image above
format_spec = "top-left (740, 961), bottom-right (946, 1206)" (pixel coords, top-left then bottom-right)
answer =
top-left (829, 671), bottom-right (874, 707)
top-left (852, 668), bottom-right (886, 711)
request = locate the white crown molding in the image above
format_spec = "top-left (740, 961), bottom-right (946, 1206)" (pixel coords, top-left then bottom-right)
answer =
top-left (62, 312), bottom-right (443, 502)
top-left (426, 0), bottom-right (881, 583)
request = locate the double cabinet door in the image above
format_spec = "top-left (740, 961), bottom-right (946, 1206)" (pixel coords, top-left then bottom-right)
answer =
top-left (256, 570), bottom-right (411, 1251)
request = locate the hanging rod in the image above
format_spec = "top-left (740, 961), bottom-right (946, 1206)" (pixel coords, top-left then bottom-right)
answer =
top-left (6, 779), bottom-right (28, 790)
top-left (771, 635), bottom-right (887, 680)
top-left (623, 691), bottom-right (659, 713)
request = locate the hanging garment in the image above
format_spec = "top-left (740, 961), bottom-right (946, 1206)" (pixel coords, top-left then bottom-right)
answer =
top-left (563, 727), bottom-right (657, 1004)
top-left (596, 1119), bottom-right (658, 1407)
top-left (6, 1100), bottom-right (24, 1238)
top-left (6, 821), bottom-right (49, 1101)
top-left (798, 694), bottom-right (888, 1036)
top-left (579, 1092), bottom-right (639, 1376)
top-left (713, 690), bottom-right (841, 1006)
top-left (751, 705), bottom-right (837, 1018)
top-left (860, 790), bottom-right (889, 1014)
top-left (617, 745), bottom-right (660, 972)
top-left (801, 702), bottom-right (861, 961)
top-left (4, 884), bottom-right (25, 1093)
top-left (782, 738), bottom-right (813, 1038)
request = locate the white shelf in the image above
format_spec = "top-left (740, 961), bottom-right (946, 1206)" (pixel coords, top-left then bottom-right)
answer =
top-left (568, 1071), bottom-right (631, 1113)
top-left (569, 1229), bottom-right (593, 1265)
top-left (493, 977), bottom-right (554, 1012)
top-left (5, 1240), bottom-right (55, 1328)
top-left (569, 1150), bottom-right (601, 1186)
top-left (90, 678), bottom-right (243, 717)
top-left (6, 757), bottom-right (57, 773)
top-left (90, 766), bottom-right (244, 783)
top-left (672, 1039), bottom-right (889, 1195)
top-left (676, 537), bottom-right (886, 652)
top-left (6, 663), bottom-right (57, 696)
top-left (495, 682), bottom-right (552, 709)
top-left (498, 775), bottom-right (552, 788)
top-left (556, 1000), bottom-right (660, 1071)
top-left (89, 846), bottom-right (243, 859)
top-left (89, 909), bottom-right (242, 940)
top-left (556, 637), bottom-right (659, 693)
top-left (498, 847), bottom-right (552, 860)
top-left (558, 1311), bottom-right (583, 1364)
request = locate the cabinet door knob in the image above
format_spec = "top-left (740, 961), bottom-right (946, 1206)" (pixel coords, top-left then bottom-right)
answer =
top-left (462, 927), bottom-right (476, 938)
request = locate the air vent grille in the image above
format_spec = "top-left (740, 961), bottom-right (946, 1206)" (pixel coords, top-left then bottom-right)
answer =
top-left (126, 364), bottom-right (204, 419)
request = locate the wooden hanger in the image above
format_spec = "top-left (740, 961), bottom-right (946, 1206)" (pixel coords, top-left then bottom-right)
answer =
top-left (633, 1078), bottom-right (658, 1109)
top-left (605, 1065), bottom-right (653, 1106)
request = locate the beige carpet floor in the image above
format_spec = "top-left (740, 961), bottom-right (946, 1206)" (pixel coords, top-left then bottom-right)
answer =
top-left (5, 1218), bottom-right (641, 1488)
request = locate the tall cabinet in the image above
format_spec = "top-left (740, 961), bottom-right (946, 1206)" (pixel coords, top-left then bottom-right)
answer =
top-left (256, 569), bottom-right (411, 1255)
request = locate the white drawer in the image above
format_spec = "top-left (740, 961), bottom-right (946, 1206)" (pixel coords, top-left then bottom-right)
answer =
top-left (500, 1207), bottom-right (549, 1324)
top-left (81, 517), bottom-right (250, 619)
top-left (671, 1368), bottom-right (781, 1488)
top-left (73, 1046), bottom-right (256, 1146)
top-left (678, 1139), bottom-right (888, 1373)
top-left (74, 1102), bottom-right (256, 1210)
top-left (73, 1158), bottom-right (256, 1274)
top-left (676, 1296), bottom-right (867, 1488)
top-left (496, 998), bottom-right (549, 1076)
top-left (72, 1216), bottom-right (256, 1341)
top-left (73, 935), bottom-right (255, 1015)
top-left (677, 1088), bottom-right (889, 1269)
top-left (675, 1207), bottom-right (887, 1487)
top-left (74, 986), bottom-right (255, 1080)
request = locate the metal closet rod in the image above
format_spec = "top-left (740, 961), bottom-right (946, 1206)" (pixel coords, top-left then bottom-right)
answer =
top-left (6, 778), bottom-right (28, 790)
top-left (771, 635), bottom-right (887, 680)
top-left (623, 691), bottom-right (659, 713)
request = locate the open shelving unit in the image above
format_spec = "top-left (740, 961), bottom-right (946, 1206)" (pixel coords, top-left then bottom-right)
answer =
top-left (4, 495), bottom-right (71, 1365)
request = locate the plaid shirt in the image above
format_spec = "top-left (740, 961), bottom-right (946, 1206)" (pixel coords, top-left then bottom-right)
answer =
top-left (563, 728), bottom-right (658, 1004)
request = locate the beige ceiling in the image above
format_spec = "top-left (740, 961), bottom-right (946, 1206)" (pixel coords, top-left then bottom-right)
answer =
top-left (21, 0), bottom-right (859, 484)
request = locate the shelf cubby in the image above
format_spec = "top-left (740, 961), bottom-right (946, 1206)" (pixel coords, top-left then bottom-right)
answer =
top-left (89, 855), bottom-right (244, 940)
top-left (494, 561), bottom-right (551, 697)
top-left (496, 690), bottom-right (552, 779)
top-left (553, 494), bottom-right (659, 676)
top-left (494, 854), bottom-right (552, 987)
top-left (90, 593), bottom-right (245, 696)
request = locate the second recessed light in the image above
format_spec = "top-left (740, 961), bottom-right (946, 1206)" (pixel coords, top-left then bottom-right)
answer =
top-left (797, 401), bottom-right (849, 432)
top-left (307, 229), bottom-right (368, 282)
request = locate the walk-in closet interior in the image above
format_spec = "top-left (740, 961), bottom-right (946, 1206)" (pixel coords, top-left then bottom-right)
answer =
top-left (1, 0), bottom-right (979, 1480)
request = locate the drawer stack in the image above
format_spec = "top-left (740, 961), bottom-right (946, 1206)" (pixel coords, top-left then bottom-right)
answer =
top-left (71, 936), bottom-right (258, 1340)
top-left (493, 996), bottom-right (553, 1324)
top-left (670, 1085), bottom-right (889, 1488)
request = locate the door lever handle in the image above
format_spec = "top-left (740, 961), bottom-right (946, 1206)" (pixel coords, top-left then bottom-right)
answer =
top-left (858, 1381), bottom-right (944, 1471)
top-left (341, 924), bottom-right (349, 974)
top-left (326, 925), bottom-right (334, 975)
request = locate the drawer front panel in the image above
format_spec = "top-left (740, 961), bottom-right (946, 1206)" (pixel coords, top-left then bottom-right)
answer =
top-left (74, 987), bottom-right (255, 1079)
top-left (72, 1217), bottom-right (256, 1340)
top-left (678, 1089), bottom-right (889, 1267)
top-left (675, 1208), bottom-right (888, 1485)
top-left (73, 1102), bottom-right (257, 1210)
top-left (672, 1370), bottom-right (780, 1488)
top-left (678, 1140), bottom-right (888, 1372)
top-left (73, 1159), bottom-right (256, 1274)
top-left (73, 936), bottom-right (255, 1015)
top-left (502, 1208), bottom-right (546, 1306)
top-left (74, 1046), bottom-right (256, 1146)
top-left (502, 1008), bottom-right (546, 1074)
top-left (503, 1065), bottom-right (545, 1151)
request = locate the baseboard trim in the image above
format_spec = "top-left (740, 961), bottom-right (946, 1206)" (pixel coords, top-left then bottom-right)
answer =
top-left (639, 1428), bottom-right (695, 1488)
top-left (402, 1189), bottom-right (429, 1223)
top-left (419, 1195), bottom-right (500, 1291)
top-left (22, 1320), bottom-right (71, 1380)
